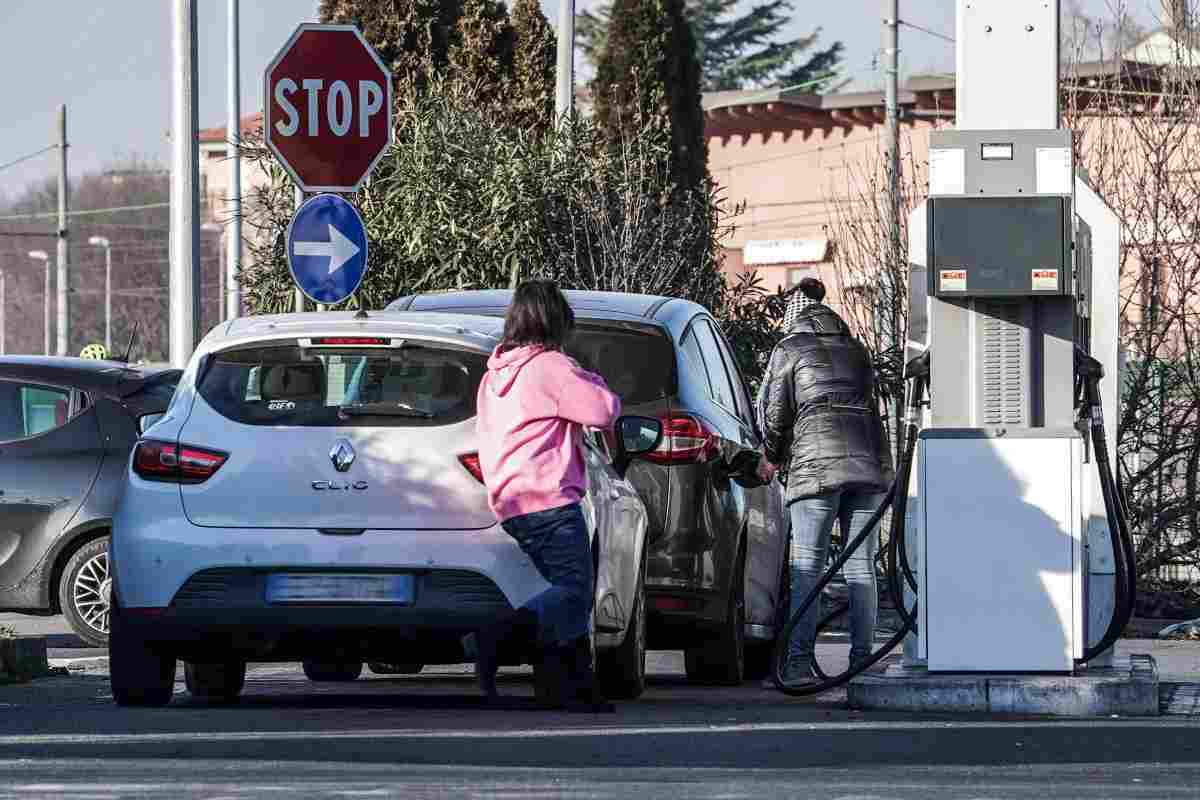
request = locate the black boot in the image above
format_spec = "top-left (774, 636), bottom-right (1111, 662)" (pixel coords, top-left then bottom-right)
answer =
top-left (463, 608), bottom-right (538, 699)
top-left (564, 635), bottom-right (615, 713)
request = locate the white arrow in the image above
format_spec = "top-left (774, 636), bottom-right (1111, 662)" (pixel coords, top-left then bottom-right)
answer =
top-left (294, 224), bottom-right (361, 275)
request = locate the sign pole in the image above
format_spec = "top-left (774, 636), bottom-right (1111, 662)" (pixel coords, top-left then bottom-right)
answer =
top-left (293, 185), bottom-right (305, 312)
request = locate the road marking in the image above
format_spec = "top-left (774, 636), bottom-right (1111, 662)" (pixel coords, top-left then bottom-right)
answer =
top-left (0, 718), bottom-right (1198, 748)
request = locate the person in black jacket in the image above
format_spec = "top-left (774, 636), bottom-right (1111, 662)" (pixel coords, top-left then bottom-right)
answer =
top-left (758, 278), bottom-right (894, 688)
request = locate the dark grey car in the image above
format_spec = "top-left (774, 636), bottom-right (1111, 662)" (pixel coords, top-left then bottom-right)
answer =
top-left (0, 357), bottom-right (180, 646)
top-left (388, 291), bottom-right (789, 684)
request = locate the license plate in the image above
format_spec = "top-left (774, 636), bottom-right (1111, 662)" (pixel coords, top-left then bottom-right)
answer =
top-left (265, 573), bottom-right (415, 604)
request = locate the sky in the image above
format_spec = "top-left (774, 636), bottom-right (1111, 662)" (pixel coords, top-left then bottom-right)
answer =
top-left (0, 0), bottom-right (1164, 199)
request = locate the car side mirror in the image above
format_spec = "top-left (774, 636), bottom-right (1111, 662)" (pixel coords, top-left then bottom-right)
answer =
top-left (612, 415), bottom-right (663, 477)
top-left (138, 413), bottom-right (164, 435)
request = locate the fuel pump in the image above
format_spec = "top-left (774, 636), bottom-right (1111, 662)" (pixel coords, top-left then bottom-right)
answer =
top-left (772, 0), bottom-right (1133, 694)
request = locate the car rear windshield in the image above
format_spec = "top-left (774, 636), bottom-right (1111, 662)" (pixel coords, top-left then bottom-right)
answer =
top-left (197, 342), bottom-right (488, 427)
top-left (566, 324), bottom-right (675, 404)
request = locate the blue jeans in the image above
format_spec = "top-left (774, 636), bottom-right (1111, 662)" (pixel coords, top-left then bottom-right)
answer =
top-left (786, 490), bottom-right (886, 665)
top-left (501, 503), bottom-right (593, 647)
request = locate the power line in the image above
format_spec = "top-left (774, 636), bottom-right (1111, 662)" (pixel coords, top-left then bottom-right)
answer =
top-left (0, 145), bottom-right (57, 174)
top-left (0, 202), bottom-right (170, 222)
top-left (900, 19), bottom-right (955, 44)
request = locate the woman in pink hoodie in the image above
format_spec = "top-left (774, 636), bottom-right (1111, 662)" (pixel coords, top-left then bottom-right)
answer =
top-left (467, 281), bottom-right (621, 711)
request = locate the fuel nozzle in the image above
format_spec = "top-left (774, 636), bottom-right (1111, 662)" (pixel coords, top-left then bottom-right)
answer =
top-left (1074, 348), bottom-right (1104, 410)
top-left (904, 351), bottom-right (931, 411)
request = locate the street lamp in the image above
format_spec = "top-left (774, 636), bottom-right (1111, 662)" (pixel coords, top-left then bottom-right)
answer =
top-left (201, 223), bottom-right (224, 325)
top-left (28, 250), bottom-right (52, 355)
top-left (88, 236), bottom-right (112, 352)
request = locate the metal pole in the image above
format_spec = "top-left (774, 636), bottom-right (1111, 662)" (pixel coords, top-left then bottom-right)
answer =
top-left (555, 0), bottom-right (575, 121)
top-left (217, 231), bottom-right (225, 323)
top-left (170, 0), bottom-right (202, 368)
top-left (227, 0), bottom-right (242, 320)
top-left (294, 185), bottom-right (305, 312)
top-left (0, 270), bottom-right (5, 355)
top-left (104, 244), bottom-right (112, 352)
top-left (56, 105), bottom-right (69, 356)
top-left (44, 259), bottom-right (52, 356)
top-left (884, 0), bottom-right (903, 463)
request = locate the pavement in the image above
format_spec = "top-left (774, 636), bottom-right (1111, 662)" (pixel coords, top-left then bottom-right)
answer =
top-left (4, 613), bottom-right (1200, 798)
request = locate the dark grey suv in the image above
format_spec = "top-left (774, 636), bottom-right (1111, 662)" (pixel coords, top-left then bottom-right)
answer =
top-left (0, 357), bottom-right (180, 646)
top-left (388, 291), bottom-right (789, 683)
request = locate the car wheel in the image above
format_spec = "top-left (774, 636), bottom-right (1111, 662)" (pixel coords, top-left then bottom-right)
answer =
top-left (59, 537), bottom-right (112, 648)
top-left (302, 660), bottom-right (363, 682)
top-left (367, 662), bottom-right (423, 675)
top-left (109, 593), bottom-right (176, 707)
top-left (597, 552), bottom-right (647, 700)
top-left (184, 661), bottom-right (247, 702)
top-left (684, 545), bottom-right (746, 686)
top-left (745, 540), bottom-right (791, 681)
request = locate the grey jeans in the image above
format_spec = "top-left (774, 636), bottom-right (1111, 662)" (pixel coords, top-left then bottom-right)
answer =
top-left (786, 490), bottom-right (886, 665)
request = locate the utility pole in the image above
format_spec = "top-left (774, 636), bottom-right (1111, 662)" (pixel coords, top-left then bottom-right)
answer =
top-left (555, 0), bottom-right (575, 122)
top-left (56, 105), bottom-right (69, 356)
top-left (227, 0), bottom-right (242, 320)
top-left (170, 0), bottom-right (201, 368)
top-left (29, 250), bottom-right (51, 355)
top-left (88, 237), bottom-right (112, 351)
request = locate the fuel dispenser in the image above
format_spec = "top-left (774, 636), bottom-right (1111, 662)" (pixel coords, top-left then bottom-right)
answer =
top-left (772, 0), bottom-right (1133, 693)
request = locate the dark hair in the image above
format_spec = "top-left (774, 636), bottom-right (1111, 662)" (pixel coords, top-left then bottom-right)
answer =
top-left (797, 277), bottom-right (826, 302)
top-left (501, 280), bottom-right (576, 351)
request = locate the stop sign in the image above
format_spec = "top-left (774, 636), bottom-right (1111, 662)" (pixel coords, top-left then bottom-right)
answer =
top-left (264, 24), bottom-right (393, 193)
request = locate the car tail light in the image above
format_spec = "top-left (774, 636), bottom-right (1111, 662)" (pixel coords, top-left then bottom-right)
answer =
top-left (459, 452), bottom-right (485, 484)
top-left (133, 439), bottom-right (227, 484)
top-left (643, 414), bottom-right (719, 465)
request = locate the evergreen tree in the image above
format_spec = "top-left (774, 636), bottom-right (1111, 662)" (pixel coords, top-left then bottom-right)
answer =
top-left (594, 0), bottom-right (707, 190)
top-left (579, 0), bottom-right (843, 92)
top-left (319, 0), bottom-right (464, 93)
top-left (509, 0), bottom-right (557, 131)
top-left (447, 0), bottom-right (517, 105)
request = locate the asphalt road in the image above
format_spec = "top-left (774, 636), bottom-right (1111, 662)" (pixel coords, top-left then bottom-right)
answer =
top-left (3, 613), bottom-right (1200, 799)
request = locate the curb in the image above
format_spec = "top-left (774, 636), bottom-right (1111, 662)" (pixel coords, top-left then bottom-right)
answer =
top-left (49, 656), bottom-right (109, 673)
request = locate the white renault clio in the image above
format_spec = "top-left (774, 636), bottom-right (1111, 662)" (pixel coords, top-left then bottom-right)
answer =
top-left (109, 311), bottom-right (660, 706)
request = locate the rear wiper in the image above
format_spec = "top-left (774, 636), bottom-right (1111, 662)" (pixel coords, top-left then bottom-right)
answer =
top-left (338, 402), bottom-right (434, 419)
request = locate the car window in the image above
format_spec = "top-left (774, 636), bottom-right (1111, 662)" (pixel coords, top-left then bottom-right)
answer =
top-left (678, 328), bottom-right (714, 400)
top-left (197, 342), bottom-right (488, 428)
top-left (704, 320), bottom-right (754, 421)
top-left (0, 381), bottom-right (72, 441)
top-left (691, 320), bottom-right (739, 413)
top-left (564, 324), bottom-right (675, 405)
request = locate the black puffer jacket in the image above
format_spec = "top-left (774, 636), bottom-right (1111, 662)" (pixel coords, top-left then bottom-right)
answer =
top-left (761, 304), bottom-right (894, 504)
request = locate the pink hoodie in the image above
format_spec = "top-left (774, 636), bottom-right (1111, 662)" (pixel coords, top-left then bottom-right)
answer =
top-left (476, 345), bottom-right (621, 522)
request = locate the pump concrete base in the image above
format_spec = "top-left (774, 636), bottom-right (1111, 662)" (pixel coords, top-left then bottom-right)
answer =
top-left (848, 654), bottom-right (1158, 716)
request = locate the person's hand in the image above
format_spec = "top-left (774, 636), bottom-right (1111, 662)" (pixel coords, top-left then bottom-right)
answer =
top-left (756, 455), bottom-right (777, 482)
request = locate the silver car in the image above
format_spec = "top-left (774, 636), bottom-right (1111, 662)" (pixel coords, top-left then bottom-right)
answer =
top-left (0, 357), bottom-right (180, 647)
top-left (109, 312), bottom-right (661, 706)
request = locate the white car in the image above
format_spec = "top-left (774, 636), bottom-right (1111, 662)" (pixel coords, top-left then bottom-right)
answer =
top-left (109, 311), bottom-right (662, 706)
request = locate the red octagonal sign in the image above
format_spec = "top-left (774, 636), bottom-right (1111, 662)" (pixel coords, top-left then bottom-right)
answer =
top-left (264, 24), bottom-right (393, 193)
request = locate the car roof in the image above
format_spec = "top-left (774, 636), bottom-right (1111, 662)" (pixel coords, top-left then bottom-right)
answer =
top-left (387, 289), bottom-right (708, 326)
top-left (208, 311), bottom-right (504, 356)
top-left (0, 356), bottom-right (180, 398)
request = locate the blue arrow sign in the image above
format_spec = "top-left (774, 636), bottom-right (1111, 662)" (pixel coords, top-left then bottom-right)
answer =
top-left (286, 193), bottom-right (369, 305)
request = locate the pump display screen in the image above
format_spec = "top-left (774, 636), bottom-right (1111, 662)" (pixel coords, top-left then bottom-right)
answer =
top-left (927, 197), bottom-right (1070, 297)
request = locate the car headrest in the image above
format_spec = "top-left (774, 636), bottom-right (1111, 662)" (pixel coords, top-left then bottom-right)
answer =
top-left (260, 362), bottom-right (325, 402)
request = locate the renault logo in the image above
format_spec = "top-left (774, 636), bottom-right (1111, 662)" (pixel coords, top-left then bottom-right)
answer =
top-left (330, 439), bottom-right (356, 472)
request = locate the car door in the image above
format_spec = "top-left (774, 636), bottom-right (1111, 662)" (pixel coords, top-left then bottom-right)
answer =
top-left (584, 431), bottom-right (644, 638)
top-left (0, 379), bottom-right (104, 606)
top-left (703, 319), bottom-right (788, 632)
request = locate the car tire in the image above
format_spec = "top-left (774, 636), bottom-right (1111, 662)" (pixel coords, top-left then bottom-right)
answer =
top-left (109, 594), bottom-right (176, 708)
top-left (367, 662), bottom-right (423, 675)
top-left (597, 552), bottom-right (647, 700)
top-left (745, 539), bottom-right (791, 681)
top-left (302, 660), bottom-right (363, 682)
top-left (59, 537), bottom-right (112, 649)
top-left (684, 544), bottom-right (746, 686)
top-left (184, 661), bottom-right (247, 702)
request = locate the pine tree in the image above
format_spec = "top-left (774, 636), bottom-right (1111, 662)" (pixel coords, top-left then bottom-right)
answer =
top-left (319, 0), bottom-right (465, 94)
top-left (579, 0), bottom-right (843, 92)
top-left (447, 0), bottom-right (517, 105)
top-left (509, 0), bottom-right (557, 131)
top-left (594, 0), bottom-right (707, 190)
